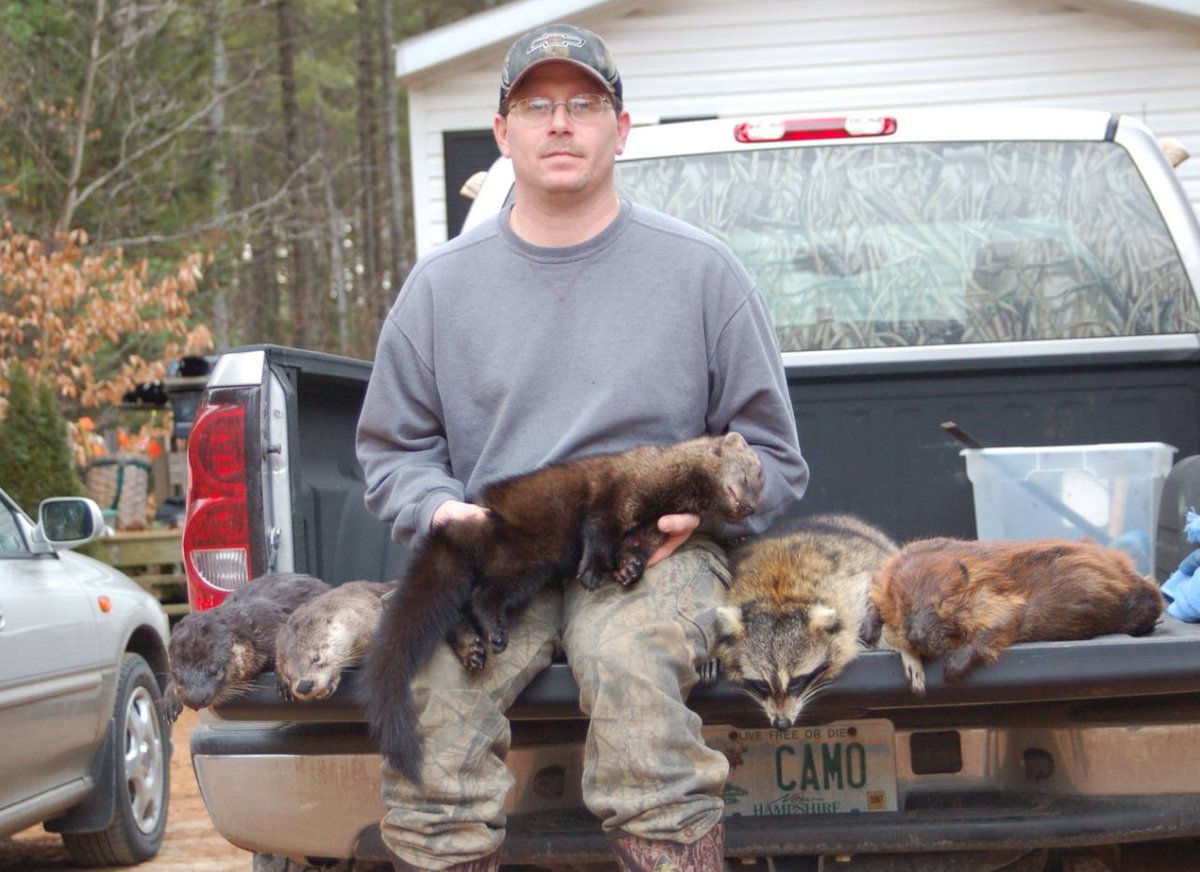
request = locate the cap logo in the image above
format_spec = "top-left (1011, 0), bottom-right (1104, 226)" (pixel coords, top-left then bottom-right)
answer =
top-left (529, 31), bottom-right (585, 54)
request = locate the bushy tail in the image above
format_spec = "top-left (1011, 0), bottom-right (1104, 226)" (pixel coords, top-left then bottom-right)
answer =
top-left (360, 534), bottom-right (474, 783)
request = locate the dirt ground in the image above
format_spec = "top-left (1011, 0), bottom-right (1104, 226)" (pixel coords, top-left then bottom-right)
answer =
top-left (0, 707), bottom-right (252, 871)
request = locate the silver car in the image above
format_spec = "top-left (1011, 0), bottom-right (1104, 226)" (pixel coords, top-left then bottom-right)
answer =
top-left (0, 488), bottom-right (172, 865)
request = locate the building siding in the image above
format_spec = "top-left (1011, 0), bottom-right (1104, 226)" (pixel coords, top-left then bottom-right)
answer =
top-left (403, 0), bottom-right (1200, 257)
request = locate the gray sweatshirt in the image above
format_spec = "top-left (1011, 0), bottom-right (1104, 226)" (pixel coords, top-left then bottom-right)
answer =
top-left (357, 200), bottom-right (808, 545)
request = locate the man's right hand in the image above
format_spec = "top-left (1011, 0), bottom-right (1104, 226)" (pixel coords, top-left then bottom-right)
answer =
top-left (432, 499), bottom-right (490, 530)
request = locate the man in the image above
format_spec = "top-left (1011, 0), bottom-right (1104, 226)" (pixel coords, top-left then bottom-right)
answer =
top-left (357, 22), bottom-right (807, 872)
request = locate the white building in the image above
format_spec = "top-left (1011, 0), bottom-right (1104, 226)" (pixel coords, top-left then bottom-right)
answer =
top-left (395, 0), bottom-right (1200, 258)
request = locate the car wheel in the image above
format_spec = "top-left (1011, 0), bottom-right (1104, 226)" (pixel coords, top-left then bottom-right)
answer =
top-left (63, 653), bottom-right (170, 866)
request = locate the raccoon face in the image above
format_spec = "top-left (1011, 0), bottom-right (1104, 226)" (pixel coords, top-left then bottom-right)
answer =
top-left (715, 603), bottom-right (842, 730)
top-left (743, 658), bottom-right (832, 731)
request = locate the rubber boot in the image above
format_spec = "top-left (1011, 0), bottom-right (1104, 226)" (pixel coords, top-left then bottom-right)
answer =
top-left (387, 850), bottom-right (501, 872)
top-left (610, 821), bottom-right (725, 871)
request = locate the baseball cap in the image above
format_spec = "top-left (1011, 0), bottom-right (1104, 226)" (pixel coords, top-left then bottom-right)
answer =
top-left (499, 23), bottom-right (622, 109)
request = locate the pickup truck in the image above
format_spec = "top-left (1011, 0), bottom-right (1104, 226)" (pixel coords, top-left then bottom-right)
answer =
top-left (183, 108), bottom-right (1200, 872)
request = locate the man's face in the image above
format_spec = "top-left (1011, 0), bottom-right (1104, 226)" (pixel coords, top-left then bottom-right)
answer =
top-left (493, 62), bottom-right (631, 201)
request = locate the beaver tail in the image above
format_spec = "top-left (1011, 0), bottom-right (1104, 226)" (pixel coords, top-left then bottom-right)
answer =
top-left (361, 532), bottom-right (474, 784)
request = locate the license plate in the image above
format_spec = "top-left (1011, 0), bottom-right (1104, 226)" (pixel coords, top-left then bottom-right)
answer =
top-left (703, 720), bottom-right (898, 815)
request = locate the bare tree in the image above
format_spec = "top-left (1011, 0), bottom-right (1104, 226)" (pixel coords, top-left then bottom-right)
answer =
top-left (356, 0), bottom-right (382, 335)
top-left (379, 0), bottom-right (410, 288)
top-left (275, 0), bottom-right (315, 346)
top-left (323, 169), bottom-right (350, 354)
top-left (56, 0), bottom-right (106, 236)
top-left (48, 0), bottom-right (264, 239)
top-left (209, 0), bottom-right (231, 348)
top-left (3, 0), bottom-right (504, 357)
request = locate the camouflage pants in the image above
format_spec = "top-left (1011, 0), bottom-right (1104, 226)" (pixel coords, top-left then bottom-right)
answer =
top-left (379, 537), bottom-right (732, 870)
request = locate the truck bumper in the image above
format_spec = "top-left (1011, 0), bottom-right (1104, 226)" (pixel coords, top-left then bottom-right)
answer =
top-left (191, 710), bottom-right (1200, 865)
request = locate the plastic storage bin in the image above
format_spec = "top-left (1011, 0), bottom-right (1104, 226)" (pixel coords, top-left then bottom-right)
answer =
top-left (962, 442), bottom-right (1176, 574)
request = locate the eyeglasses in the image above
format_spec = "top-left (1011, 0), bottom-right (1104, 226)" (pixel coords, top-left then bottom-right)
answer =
top-left (507, 93), bottom-right (613, 122)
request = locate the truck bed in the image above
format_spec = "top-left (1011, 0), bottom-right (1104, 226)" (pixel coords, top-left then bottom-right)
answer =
top-left (269, 340), bottom-right (1200, 590)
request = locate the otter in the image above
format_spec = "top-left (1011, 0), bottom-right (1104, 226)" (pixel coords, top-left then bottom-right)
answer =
top-left (164, 571), bottom-right (330, 719)
top-left (713, 513), bottom-right (898, 730)
top-left (362, 432), bottom-right (765, 783)
top-left (871, 537), bottom-right (1164, 694)
top-left (275, 580), bottom-right (395, 701)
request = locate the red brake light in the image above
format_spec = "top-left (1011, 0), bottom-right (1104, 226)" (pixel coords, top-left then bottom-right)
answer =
top-left (183, 395), bottom-right (255, 609)
top-left (192, 404), bottom-right (247, 487)
top-left (734, 116), bottom-right (897, 143)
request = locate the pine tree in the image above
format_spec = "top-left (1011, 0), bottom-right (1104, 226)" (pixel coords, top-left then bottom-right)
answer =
top-left (0, 366), bottom-right (84, 515)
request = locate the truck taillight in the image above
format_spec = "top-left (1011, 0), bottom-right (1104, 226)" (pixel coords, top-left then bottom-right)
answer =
top-left (734, 116), bottom-right (897, 143)
top-left (183, 387), bottom-right (264, 611)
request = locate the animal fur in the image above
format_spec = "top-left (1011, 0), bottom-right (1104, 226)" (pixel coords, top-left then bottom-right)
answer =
top-left (362, 431), bottom-right (765, 783)
top-left (871, 537), bottom-right (1165, 695)
top-left (714, 513), bottom-right (898, 729)
top-left (163, 571), bottom-right (330, 719)
top-left (275, 580), bottom-right (395, 701)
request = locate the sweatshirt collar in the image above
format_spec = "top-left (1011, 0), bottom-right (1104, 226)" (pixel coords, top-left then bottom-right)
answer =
top-left (498, 199), bottom-right (633, 263)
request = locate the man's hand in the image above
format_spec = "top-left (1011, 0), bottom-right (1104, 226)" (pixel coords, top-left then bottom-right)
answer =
top-left (646, 513), bottom-right (701, 568)
top-left (432, 499), bottom-right (489, 529)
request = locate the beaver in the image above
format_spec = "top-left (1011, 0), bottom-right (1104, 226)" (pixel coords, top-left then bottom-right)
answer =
top-left (275, 580), bottom-right (395, 702)
top-left (163, 571), bottom-right (330, 718)
top-left (871, 537), bottom-right (1164, 694)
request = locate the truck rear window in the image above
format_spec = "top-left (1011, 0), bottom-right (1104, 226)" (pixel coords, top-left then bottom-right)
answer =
top-left (615, 141), bottom-right (1200, 351)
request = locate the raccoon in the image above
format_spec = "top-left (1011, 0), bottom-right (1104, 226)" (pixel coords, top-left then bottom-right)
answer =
top-left (714, 513), bottom-right (898, 730)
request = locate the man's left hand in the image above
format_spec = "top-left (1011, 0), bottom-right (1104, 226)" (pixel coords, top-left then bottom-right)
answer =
top-left (646, 513), bottom-right (701, 568)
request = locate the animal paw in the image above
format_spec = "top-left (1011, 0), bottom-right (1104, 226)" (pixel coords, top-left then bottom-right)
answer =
top-left (942, 649), bottom-right (976, 684)
top-left (162, 683), bottom-right (184, 722)
top-left (489, 627), bottom-right (509, 654)
top-left (698, 658), bottom-right (721, 685)
top-left (576, 563), bottom-right (606, 591)
top-left (275, 675), bottom-right (294, 702)
top-left (448, 622), bottom-right (489, 671)
top-left (901, 651), bottom-right (927, 696)
top-left (859, 602), bottom-right (883, 647)
top-left (457, 634), bottom-right (489, 672)
top-left (611, 553), bottom-right (647, 587)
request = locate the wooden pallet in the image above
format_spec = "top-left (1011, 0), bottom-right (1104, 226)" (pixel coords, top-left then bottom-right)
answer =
top-left (85, 528), bottom-right (189, 617)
